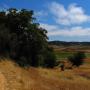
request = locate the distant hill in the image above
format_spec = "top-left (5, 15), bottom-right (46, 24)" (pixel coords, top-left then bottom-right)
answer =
top-left (48, 41), bottom-right (90, 52)
top-left (49, 41), bottom-right (90, 46)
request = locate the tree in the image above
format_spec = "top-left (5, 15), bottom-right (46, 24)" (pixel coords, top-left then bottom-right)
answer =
top-left (44, 47), bottom-right (56, 68)
top-left (0, 8), bottom-right (56, 67)
top-left (68, 52), bottom-right (86, 67)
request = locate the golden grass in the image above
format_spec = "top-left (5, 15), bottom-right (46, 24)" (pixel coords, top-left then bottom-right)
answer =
top-left (30, 65), bottom-right (90, 90)
top-left (0, 59), bottom-right (31, 90)
top-left (0, 59), bottom-right (90, 90)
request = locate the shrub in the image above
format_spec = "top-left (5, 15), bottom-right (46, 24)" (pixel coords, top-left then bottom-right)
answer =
top-left (68, 52), bottom-right (86, 67)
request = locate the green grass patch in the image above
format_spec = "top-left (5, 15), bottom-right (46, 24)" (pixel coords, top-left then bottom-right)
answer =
top-left (55, 51), bottom-right (75, 60)
top-left (55, 51), bottom-right (90, 60)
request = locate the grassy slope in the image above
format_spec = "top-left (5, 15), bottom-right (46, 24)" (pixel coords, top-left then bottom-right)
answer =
top-left (0, 59), bottom-right (90, 90)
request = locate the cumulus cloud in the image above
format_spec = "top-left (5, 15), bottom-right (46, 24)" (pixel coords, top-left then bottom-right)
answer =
top-left (40, 23), bottom-right (90, 36)
top-left (49, 2), bottom-right (90, 25)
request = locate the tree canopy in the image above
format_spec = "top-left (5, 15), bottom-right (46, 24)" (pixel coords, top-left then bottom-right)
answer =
top-left (0, 8), bottom-right (56, 67)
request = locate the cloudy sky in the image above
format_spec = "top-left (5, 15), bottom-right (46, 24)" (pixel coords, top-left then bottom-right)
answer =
top-left (1, 0), bottom-right (90, 41)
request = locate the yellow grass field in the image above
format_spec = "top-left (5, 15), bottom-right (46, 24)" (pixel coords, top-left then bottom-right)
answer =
top-left (0, 59), bottom-right (90, 90)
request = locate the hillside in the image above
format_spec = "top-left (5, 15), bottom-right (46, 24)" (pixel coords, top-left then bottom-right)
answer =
top-left (49, 41), bottom-right (90, 52)
top-left (0, 59), bottom-right (90, 90)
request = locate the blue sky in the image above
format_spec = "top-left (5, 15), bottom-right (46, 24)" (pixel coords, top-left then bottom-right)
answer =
top-left (1, 0), bottom-right (90, 41)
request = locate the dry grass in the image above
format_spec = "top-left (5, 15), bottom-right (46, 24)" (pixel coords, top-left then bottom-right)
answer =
top-left (0, 59), bottom-right (90, 90)
top-left (37, 68), bottom-right (90, 89)
top-left (0, 59), bottom-right (31, 90)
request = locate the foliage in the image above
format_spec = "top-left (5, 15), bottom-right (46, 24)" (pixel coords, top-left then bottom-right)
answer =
top-left (0, 8), bottom-right (56, 67)
top-left (68, 52), bottom-right (86, 67)
top-left (44, 47), bottom-right (56, 68)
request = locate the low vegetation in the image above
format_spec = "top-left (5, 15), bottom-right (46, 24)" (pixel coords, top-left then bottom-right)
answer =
top-left (68, 52), bottom-right (86, 67)
top-left (0, 59), bottom-right (89, 90)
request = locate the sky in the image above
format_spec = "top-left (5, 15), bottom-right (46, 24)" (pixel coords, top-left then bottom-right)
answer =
top-left (0, 0), bottom-right (90, 41)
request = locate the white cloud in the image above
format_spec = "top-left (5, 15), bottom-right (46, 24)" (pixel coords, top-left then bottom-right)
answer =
top-left (40, 23), bottom-right (90, 37)
top-left (35, 11), bottom-right (48, 17)
top-left (49, 2), bottom-right (90, 25)
top-left (40, 23), bottom-right (59, 31)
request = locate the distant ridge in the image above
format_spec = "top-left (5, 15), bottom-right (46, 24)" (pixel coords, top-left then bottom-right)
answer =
top-left (49, 41), bottom-right (90, 46)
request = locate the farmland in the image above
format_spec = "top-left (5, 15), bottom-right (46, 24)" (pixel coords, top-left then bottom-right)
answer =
top-left (55, 51), bottom-right (90, 60)
top-left (49, 41), bottom-right (90, 61)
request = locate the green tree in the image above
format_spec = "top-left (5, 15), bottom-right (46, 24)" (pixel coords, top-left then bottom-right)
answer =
top-left (0, 8), bottom-right (56, 67)
top-left (68, 52), bottom-right (86, 67)
top-left (44, 47), bottom-right (56, 68)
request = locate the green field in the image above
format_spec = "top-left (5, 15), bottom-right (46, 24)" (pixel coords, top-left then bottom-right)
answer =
top-left (55, 51), bottom-right (90, 60)
top-left (55, 51), bottom-right (74, 60)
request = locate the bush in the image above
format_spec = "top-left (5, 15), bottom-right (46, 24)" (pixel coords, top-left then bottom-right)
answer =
top-left (68, 52), bottom-right (86, 67)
